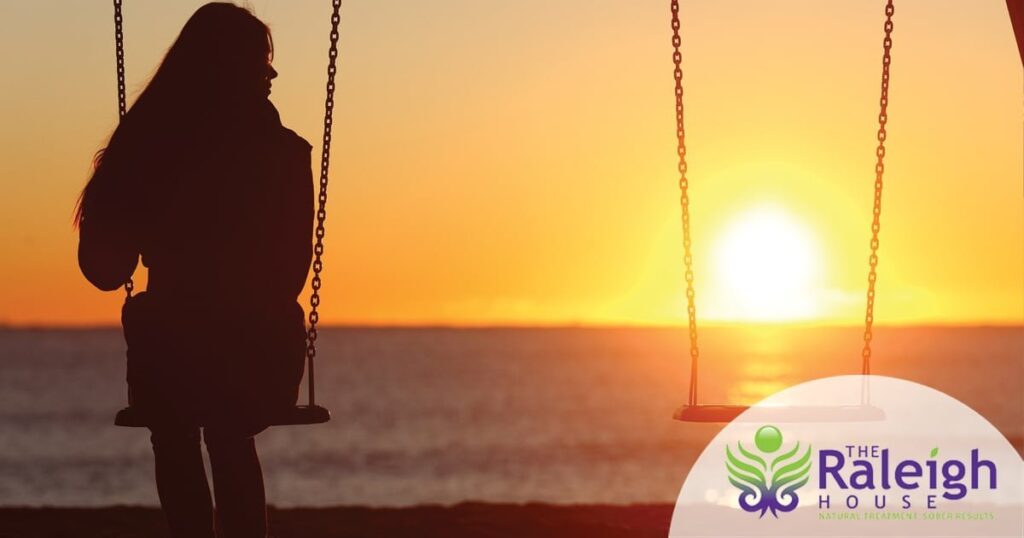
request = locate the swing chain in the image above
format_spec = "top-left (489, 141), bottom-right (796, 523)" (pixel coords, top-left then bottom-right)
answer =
top-left (670, 0), bottom-right (700, 406)
top-left (306, 0), bottom-right (343, 406)
top-left (113, 0), bottom-right (127, 119)
top-left (113, 0), bottom-right (134, 298)
top-left (862, 0), bottom-right (894, 376)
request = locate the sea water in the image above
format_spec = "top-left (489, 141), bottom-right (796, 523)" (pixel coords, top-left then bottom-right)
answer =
top-left (0, 326), bottom-right (1019, 507)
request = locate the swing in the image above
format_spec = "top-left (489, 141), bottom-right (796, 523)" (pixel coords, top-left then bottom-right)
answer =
top-left (111, 0), bottom-right (342, 427)
top-left (668, 0), bottom-right (894, 423)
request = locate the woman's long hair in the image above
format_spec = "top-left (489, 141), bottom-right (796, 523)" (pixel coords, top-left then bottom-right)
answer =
top-left (75, 3), bottom-right (273, 228)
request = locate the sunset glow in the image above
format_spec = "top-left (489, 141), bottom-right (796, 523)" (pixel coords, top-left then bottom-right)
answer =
top-left (0, 1), bottom-right (1020, 327)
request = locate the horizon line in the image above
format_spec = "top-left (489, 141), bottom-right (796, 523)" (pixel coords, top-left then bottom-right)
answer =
top-left (3, 322), bottom-right (1022, 331)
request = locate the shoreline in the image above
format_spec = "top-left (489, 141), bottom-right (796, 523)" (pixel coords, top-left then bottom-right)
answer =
top-left (0, 503), bottom-right (674, 538)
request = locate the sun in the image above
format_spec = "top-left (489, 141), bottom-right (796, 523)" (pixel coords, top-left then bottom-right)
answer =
top-left (708, 205), bottom-right (822, 322)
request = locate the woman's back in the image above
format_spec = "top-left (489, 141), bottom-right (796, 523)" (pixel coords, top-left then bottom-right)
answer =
top-left (84, 101), bottom-right (313, 426)
top-left (137, 101), bottom-right (313, 309)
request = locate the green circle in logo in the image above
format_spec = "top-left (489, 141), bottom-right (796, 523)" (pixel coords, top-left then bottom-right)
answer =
top-left (754, 425), bottom-right (783, 453)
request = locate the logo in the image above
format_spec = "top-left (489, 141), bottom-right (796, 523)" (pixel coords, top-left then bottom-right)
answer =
top-left (726, 424), bottom-right (812, 518)
top-left (672, 377), bottom-right (1023, 536)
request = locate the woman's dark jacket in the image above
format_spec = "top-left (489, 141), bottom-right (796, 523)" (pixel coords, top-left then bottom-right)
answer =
top-left (78, 100), bottom-right (313, 427)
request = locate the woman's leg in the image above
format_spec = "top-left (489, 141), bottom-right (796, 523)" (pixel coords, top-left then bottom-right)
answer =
top-left (149, 426), bottom-right (216, 538)
top-left (203, 426), bottom-right (268, 538)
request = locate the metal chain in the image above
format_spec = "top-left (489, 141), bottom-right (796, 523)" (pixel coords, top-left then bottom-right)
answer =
top-left (862, 0), bottom-right (894, 377)
top-left (113, 0), bottom-right (134, 299)
top-left (305, 0), bottom-right (343, 406)
top-left (114, 0), bottom-right (127, 119)
top-left (670, 0), bottom-right (700, 407)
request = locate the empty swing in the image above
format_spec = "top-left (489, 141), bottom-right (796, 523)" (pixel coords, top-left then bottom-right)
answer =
top-left (668, 0), bottom-right (894, 423)
top-left (111, 0), bottom-right (342, 427)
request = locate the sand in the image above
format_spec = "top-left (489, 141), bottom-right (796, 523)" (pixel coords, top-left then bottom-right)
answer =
top-left (0, 503), bottom-right (674, 537)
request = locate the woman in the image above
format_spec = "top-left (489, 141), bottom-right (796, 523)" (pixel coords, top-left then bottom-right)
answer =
top-left (76, 4), bottom-right (313, 537)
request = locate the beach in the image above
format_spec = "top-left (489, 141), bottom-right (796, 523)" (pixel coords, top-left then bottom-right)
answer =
top-left (0, 503), bottom-right (674, 538)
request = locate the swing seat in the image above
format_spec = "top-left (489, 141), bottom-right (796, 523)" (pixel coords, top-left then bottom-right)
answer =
top-left (673, 404), bottom-right (749, 422)
top-left (114, 404), bottom-right (331, 428)
top-left (674, 403), bottom-right (885, 423)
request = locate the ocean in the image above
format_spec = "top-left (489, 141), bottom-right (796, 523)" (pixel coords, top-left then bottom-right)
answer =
top-left (0, 326), bottom-right (1020, 507)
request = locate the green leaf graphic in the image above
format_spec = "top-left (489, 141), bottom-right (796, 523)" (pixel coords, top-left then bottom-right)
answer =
top-left (773, 443), bottom-right (810, 480)
top-left (930, 447), bottom-right (938, 458)
top-left (773, 444), bottom-right (812, 488)
top-left (737, 441), bottom-right (767, 471)
top-left (726, 445), bottom-right (766, 487)
top-left (771, 441), bottom-right (801, 471)
top-left (726, 459), bottom-right (761, 487)
top-left (781, 473), bottom-right (810, 494)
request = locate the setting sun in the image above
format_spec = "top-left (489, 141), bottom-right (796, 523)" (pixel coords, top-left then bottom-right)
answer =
top-left (707, 206), bottom-right (822, 322)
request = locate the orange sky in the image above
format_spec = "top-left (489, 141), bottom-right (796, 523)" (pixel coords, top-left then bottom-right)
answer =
top-left (0, 1), bottom-right (1020, 327)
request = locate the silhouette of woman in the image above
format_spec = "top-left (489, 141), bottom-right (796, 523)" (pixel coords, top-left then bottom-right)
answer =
top-left (76, 4), bottom-right (312, 537)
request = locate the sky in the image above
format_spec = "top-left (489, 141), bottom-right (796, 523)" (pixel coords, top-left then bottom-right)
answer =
top-left (0, 0), bottom-right (1020, 327)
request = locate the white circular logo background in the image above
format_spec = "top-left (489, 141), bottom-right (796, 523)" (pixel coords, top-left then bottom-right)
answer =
top-left (670, 375), bottom-right (1023, 537)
